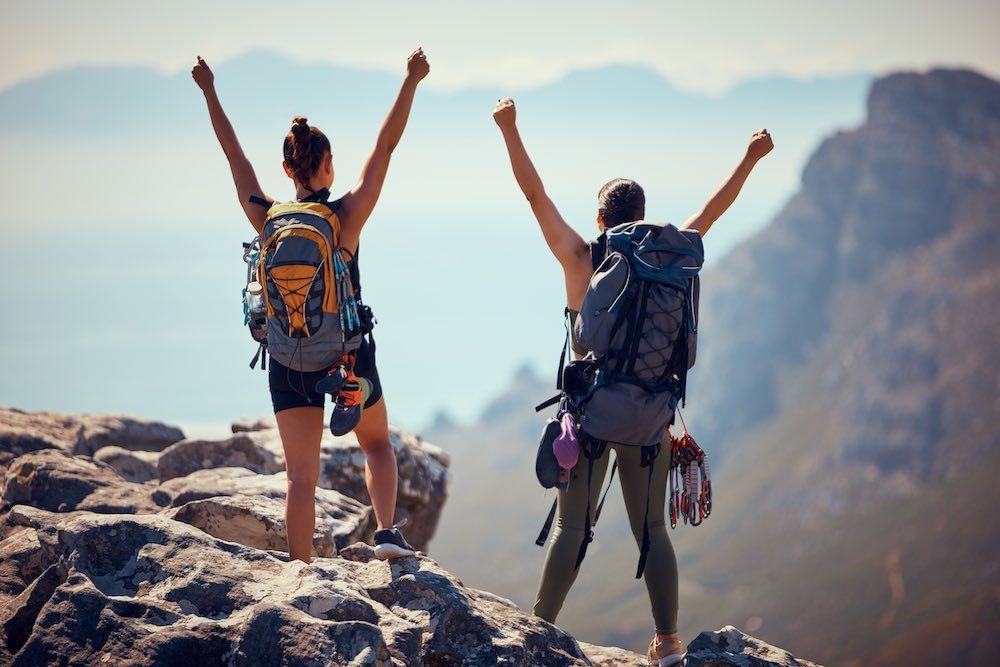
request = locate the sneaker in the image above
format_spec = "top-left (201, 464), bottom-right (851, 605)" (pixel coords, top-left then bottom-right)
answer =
top-left (373, 522), bottom-right (415, 560)
top-left (647, 635), bottom-right (685, 666)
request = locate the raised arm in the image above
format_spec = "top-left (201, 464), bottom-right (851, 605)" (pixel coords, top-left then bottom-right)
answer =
top-left (681, 129), bottom-right (774, 237)
top-left (339, 48), bottom-right (429, 238)
top-left (192, 57), bottom-right (269, 233)
top-left (492, 98), bottom-right (589, 269)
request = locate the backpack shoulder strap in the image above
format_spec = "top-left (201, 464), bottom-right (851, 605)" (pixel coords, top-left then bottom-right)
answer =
top-left (589, 233), bottom-right (608, 273)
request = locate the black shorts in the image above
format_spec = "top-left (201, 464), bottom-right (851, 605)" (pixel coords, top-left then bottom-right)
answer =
top-left (268, 338), bottom-right (383, 414)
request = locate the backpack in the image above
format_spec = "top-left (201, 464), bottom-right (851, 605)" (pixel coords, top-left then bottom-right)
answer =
top-left (242, 190), bottom-right (372, 372)
top-left (534, 220), bottom-right (705, 577)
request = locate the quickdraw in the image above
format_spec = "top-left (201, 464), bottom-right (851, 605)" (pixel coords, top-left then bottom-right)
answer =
top-left (667, 409), bottom-right (712, 528)
top-left (332, 249), bottom-right (361, 336)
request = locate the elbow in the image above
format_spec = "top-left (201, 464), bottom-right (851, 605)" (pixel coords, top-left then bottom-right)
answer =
top-left (375, 136), bottom-right (397, 157)
top-left (524, 188), bottom-right (545, 205)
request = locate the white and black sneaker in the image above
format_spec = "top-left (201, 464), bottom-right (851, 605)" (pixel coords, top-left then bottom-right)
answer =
top-left (373, 521), bottom-right (415, 560)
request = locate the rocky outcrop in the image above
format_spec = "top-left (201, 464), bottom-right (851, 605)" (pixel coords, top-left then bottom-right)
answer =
top-left (0, 449), bottom-right (161, 514)
top-left (0, 408), bottom-right (819, 665)
top-left (691, 68), bottom-right (1000, 477)
top-left (317, 426), bottom-right (450, 551)
top-left (0, 505), bottom-right (817, 666)
top-left (92, 446), bottom-right (160, 483)
top-left (149, 422), bottom-right (450, 552)
top-left (686, 626), bottom-right (821, 666)
top-left (0, 507), bottom-right (601, 666)
top-left (0, 408), bottom-right (184, 457)
top-left (156, 431), bottom-right (285, 481)
top-left (156, 468), bottom-right (374, 557)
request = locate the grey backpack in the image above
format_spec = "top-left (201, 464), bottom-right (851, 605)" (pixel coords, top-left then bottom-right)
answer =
top-left (539, 221), bottom-right (703, 446)
top-left (534, 220), bottom-right (703, 576)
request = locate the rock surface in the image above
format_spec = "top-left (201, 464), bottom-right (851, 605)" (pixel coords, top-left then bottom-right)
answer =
top-left (93, 445), bottom-right (161, 483)
top-left (317, 426), bottom-right (450, 551)
top-left (686, 626), bottom-right (821, 666)
top-left (157, 468), bottom-right (375, 557)
top-left (0, 408), bottom-right (819, 666)
top-left (0, 407), bottom-right (184, 457)
top-left (1, 449), bottom-right (161, 514)
top-left (157, 431), bottom-right (284, 481)
top-left (0, 507), bottom-right (611, 666)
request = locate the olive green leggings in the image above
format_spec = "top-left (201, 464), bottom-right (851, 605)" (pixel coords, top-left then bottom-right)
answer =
top-left (532, 441), bottom-right (678, 633)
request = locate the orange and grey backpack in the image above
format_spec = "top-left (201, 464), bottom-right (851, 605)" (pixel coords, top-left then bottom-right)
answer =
top-left (242, 188), bottom-right (372, 371)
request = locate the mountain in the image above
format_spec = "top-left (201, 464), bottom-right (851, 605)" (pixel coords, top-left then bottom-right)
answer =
top-left (0, 53), bottom-right (868, 430)
top-left (426, 68), bottom-right (1000, 666)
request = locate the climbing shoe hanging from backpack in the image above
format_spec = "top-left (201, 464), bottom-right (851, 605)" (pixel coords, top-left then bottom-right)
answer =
top-left (241, 189), bottom-right (373, 372)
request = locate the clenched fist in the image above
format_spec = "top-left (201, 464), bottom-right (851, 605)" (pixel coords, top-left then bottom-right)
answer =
top-left (191, 56), bottom-right (214, 92)
top-left (406, 47), bottom-right (430, 82)
top-left (493, 97), bottom-right (516, 130)
top-left (747, 129), bottom-right (774, 162)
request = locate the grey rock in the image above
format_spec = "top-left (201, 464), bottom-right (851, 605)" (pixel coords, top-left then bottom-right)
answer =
top-left (318, 426), bottom-right (450, 551)
top-left (0, 407), bottom-right (184, 457)
top-left (231, 416), bottom-right (277, 433)
top-left (578, 641), bottom-right (646, 666)
top-left (157, 431), bottom-right (284, 481)
top-left (149, 417), bottom-right (450, 552)
top-left (686, 625), bottom-right (823, 666)
top-left (161, 475), bottom-right (374, 557)
top-left (5, 510), bottom-right (600, 666)
top-left (93, 445), bottom-right (160, 483)
top-left (1, 449), bottom-right (160, 514)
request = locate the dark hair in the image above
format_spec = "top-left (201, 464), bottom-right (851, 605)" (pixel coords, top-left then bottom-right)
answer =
top-left (598, 178), bottom-right (645, 227)
top-left (283, 116), bottom-right (331, 186)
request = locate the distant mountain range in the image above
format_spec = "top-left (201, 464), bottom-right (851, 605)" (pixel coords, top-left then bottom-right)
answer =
top-left (426, 68), bottom-right (1000, 667)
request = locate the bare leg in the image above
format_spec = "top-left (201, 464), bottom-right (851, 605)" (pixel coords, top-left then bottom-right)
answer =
top-left (352, 396), bottom-right (397, 531)
top-left (274, 406), bottom-right (324, 563)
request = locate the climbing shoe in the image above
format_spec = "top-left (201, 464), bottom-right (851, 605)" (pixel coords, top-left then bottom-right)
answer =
top-left (329, 377), bottom-right (371, 437)
top-left (315, 353), bottom-right (355, 396)
top-left (374, 521), bottom-right (415, 560)
top-left (535, 418), bottom-right (562, 489)
top-left (647, 635), bottom-right (685, 666)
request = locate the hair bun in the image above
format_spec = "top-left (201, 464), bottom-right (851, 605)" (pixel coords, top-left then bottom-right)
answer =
top-left (292, 116), bottom-right (309, 128)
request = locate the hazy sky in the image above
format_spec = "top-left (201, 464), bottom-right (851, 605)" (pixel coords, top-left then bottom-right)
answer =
top-left (3, 1), bottom-right (999, 93)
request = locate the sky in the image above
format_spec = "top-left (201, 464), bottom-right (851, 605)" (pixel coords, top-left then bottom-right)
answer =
top-left (3, 1), bottom-right (999, 94)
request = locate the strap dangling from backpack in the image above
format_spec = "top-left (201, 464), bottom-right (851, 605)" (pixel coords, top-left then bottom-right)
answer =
top-left (250, 341), bottom-right (267, 370)
top-left (556, 307), bottom-right (571, 390)
top-left (635, 441), bottom-right (661, 579)
top-left (536, 498), bottom-right (558, 547)
top-left (593, 455), bottom-right (618, 524)
top-left (536, 309), bottom-right (573, 413)
top-left (574, 438), bottom-right (607, 570)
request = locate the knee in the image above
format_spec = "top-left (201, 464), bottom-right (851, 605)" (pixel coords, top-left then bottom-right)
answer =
top-left (360, 438), bottom-right (394, 459)
top-left (285, 465), bottom-right (319, 489)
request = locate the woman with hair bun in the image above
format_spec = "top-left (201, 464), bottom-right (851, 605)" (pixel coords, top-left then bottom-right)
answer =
top-left (192, 48), bottom-right (430, 563)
